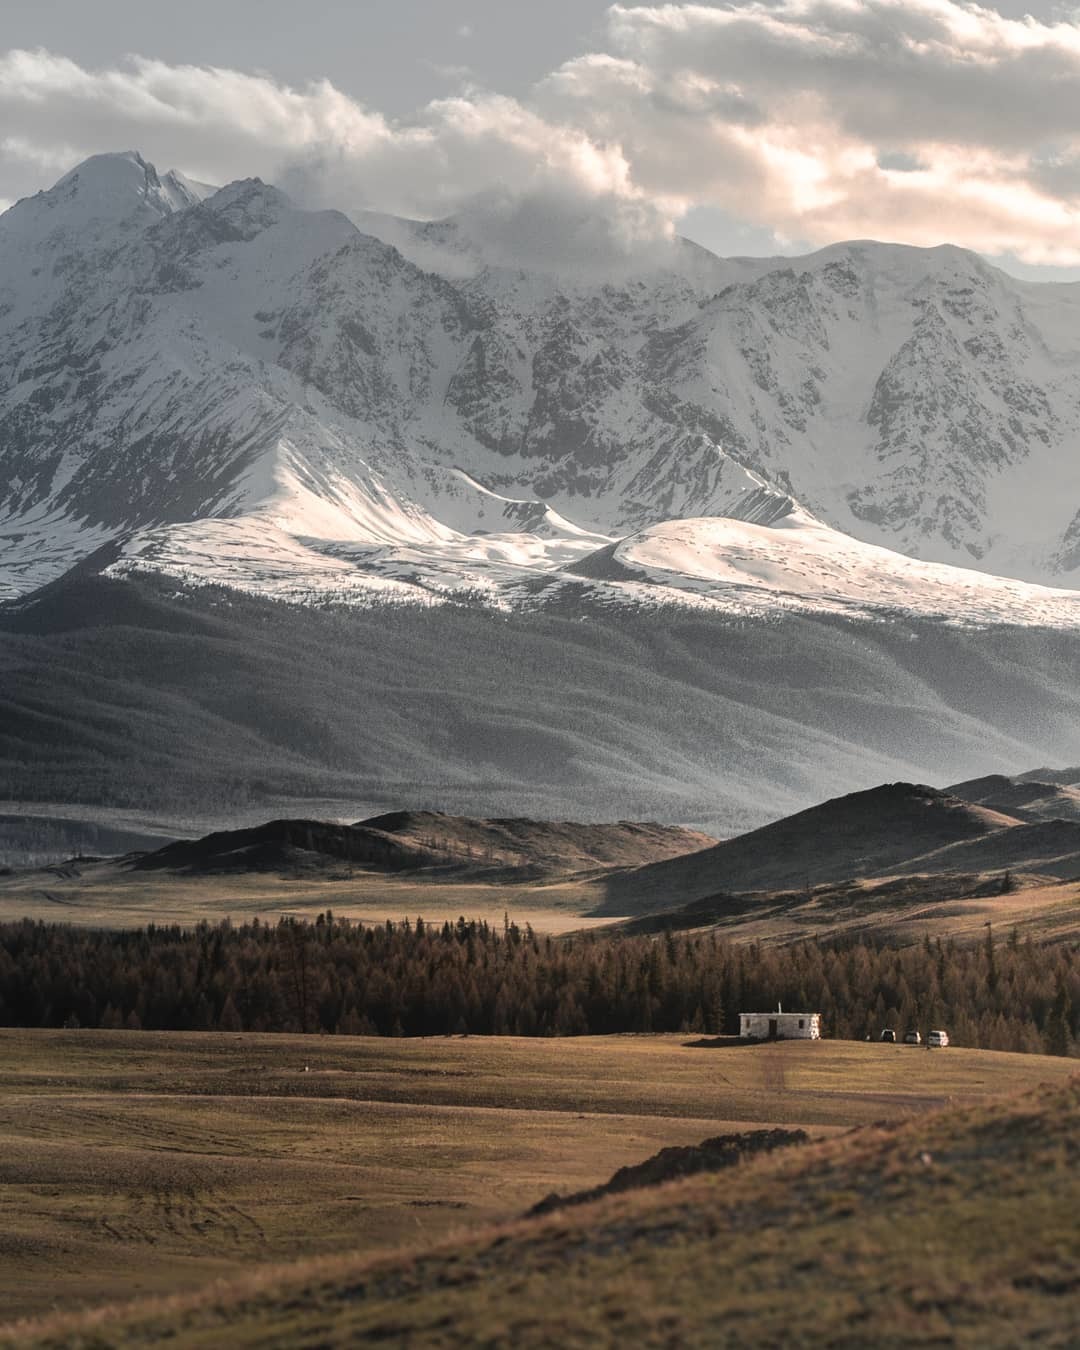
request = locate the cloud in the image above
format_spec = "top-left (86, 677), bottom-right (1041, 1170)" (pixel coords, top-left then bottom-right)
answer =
top-left (0, 49), bottom-right (390, 196)
top-left (3, 2), bottom-right (1080, 267)
top-left (277, 89), bottom-right (678, 270)
top-left (0, 47), bottom-right (673, 270)
top-left (576, 0), bottom-right (1080, 263)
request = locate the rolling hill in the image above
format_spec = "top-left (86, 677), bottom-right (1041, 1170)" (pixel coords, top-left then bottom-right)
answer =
top-left (1019, 766), bottom-right (1080, 786)
top-left (7, 771), bottom-right (1080, 944)
top-left (948, 774), bottom-right (1080, 822)
top-left (132, 811), bottom-right (714, 878)
top-left (598, 783), bottom-right (1027, 914)
top-left (889, 818), bottom-right (1080, 882)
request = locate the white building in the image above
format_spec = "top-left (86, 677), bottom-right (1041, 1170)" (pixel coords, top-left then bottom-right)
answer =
top-left (740, 1007), bottom-right (821, 1040)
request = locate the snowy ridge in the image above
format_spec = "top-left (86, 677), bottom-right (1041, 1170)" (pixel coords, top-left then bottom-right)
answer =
top-left (581, 511), bottom-right (1080, 627)
top-left (1, 152), bottom-right (1080, 627)
top-left (99, 496), bottom-right (1080, 629)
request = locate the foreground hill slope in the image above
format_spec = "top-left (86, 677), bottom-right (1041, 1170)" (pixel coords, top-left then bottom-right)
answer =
top-left (14, 1074), bottom-right (1078, 1348)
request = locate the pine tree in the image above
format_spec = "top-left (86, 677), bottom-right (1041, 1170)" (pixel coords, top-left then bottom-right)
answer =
top-left (220, 994), bottom-right (243, 1032)
top-left (1045, 981), bottom-right (1074, 1057)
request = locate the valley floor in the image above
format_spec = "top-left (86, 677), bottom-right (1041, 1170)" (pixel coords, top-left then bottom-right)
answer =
top-left (0, 861), bottom-right (604, 933)
top-left (3, 857), bottom-right (1079, 946)
top-left (0, 1030), bottom-right (1074, 1343)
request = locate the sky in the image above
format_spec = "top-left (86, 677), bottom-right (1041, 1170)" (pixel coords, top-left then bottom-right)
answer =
top-left (3, 0), bottom-right (1080, 278)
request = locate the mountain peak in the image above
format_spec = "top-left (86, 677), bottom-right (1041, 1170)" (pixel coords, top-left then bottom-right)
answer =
top-left (56, 148), bottom-right (149, 181)
top-left (53, 150), bottom-right (197, 218)
top-left (2, 151), bottom-right (199, 245)
top-left (198, 177), bottom-right (296, 238)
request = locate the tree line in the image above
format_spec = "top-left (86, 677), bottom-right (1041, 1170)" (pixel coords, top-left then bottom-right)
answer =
top-left (0, 915), bottom-right (1074, 1056)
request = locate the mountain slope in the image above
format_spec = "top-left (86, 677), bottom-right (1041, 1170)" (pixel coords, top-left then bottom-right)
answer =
top-left (947, 775), bottom-right (1080, 823)
top-left (4, 154), bottom-right (1080, 834)
top-left (890, 818), bottom-right (1080, 881)
top-left (5, 577), bottom-right (1080, 834)
top-left (1019, 766), bottom-right (1080, 787)
top-left (599, 783), bottom-right (1024, 913)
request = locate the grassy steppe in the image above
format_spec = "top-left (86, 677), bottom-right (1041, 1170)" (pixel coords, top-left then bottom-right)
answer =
top-left (0, 862), bottom-right (603, 932)
top-left (3, 860), bottom-right (1079, 947)
top-left (31, 1075), bottom-right (1074, 1350)
top-left (0, 1030), bottom-right (1074, 1337)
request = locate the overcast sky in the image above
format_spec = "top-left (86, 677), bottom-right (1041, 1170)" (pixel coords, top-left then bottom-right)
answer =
top-left (3, 0), bottom-right (1079, 277)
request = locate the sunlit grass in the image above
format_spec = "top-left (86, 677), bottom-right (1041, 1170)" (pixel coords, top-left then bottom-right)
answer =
top-left (0, 1028), bottom-right (1073, 1337)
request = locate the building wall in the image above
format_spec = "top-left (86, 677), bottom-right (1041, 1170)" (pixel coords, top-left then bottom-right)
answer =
top-left (740, 1012), bottom-right (820, 1040)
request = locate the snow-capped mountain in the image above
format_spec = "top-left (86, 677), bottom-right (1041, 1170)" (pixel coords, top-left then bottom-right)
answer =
top-left (2, 150), bottom-right (1080, 624)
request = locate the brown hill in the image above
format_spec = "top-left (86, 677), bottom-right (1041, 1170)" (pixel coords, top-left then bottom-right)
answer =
top-left (614, 871), bottom-right (1080, 946)
top-left (949, 774), bottom-right (1080, 823)
top-left (134, 812), bottom-right (715, 879)
top-left (598, 782), bottom-right (1020, 915)
top-left (893, 818), bottom-right (1080, 881)
top-left (357, 810), bottom-right (714, 871)
top-left (133, 819), bottom-right (438, 875)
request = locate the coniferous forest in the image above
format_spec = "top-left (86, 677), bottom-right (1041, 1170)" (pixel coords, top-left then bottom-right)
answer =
top-left (0, 916), bottom-right (1075, 1056)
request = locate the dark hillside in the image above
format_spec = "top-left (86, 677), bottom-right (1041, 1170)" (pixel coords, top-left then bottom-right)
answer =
top-left (133, 819), bottom-right (438, 874)
top-left (600, 783), bottom-right (1021, 914)
top-left (1019, 766), bottom-right (1080, 785)
top-left (893, 817), bottom-right (1080, 880)
top-left (948, 774), bottom-right (1080, 823)
top-left (132, 812), bottom-right (713, 877)
top-left (4, 575), bottom-right (1080, 835)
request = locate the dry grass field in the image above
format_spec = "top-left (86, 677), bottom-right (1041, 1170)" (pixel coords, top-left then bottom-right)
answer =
top-left (28, 1074), bottom-right (1074, 1350)
top-left (0, 861), bottom-right (605, 932)
top-left (3, 857), bottom-right (1079, 946)
top-left (0, 1029), bottom-right (1075, 1339)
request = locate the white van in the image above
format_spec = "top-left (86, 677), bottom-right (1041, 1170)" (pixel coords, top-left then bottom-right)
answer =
top-left (927, 1029), bottom-right (949, 1048)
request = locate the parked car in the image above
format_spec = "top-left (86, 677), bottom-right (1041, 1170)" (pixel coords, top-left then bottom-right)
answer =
top-left (903, 1029), bottom-right (922, 1045)
top-left (927, 1029), bottom-right (950, 1048)
top-left (880, 1028), bottom-right (896, 1043)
